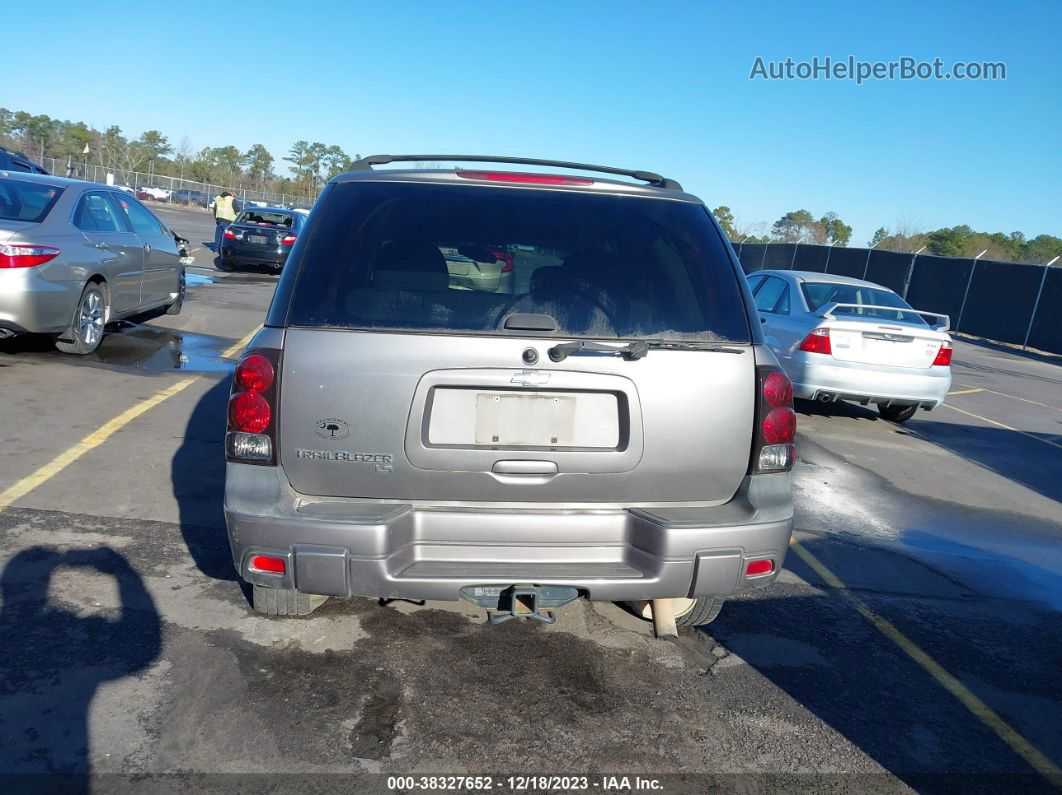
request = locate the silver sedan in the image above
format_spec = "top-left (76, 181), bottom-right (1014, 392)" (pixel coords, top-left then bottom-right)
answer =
top-left (0, 171), bottom-right (184, 354)
top-left (747, 270), bottom-right (953, 422)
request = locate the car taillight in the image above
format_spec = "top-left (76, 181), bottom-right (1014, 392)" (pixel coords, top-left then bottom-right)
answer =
top-left (249, 555), bottom-right (286, 574)
top-left (0, 244), bottom-right (61, 268)
top-left (932, 341), bottom-right (953, 366)
top-left (491, 250), bottom-right (514, 272)
top-left (799, 327), bottom-right (832, 355)
top-left (456, 170), bottom-right (594, 186)
top-left (223, 228), bottom-right (237, 240)
top-left (280, 234), bottom-right (296, 245)
top-left (226, 348), bottom-right (280, 464)
top-left (751, 365), bottom-right (796, 474)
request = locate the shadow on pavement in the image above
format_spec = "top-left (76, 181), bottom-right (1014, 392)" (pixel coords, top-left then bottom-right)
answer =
top-left (704, 535), bottom-right (1062, 792)
top-left (171, 377), bottom-right (237, 582)
top-left (0, 546), bottom-right (161, 781)
top-left (905, 421), bottom-right (1062, 504)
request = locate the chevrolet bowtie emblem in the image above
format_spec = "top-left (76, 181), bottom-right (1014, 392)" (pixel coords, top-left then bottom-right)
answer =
top-left (511, 371), bottom-right (551, 386)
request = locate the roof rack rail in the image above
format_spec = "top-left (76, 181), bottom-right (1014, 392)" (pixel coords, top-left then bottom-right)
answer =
top-left (350, 154), bottom-right (682, 191)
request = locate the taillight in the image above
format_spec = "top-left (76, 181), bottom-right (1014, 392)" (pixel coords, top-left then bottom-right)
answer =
top-left (491, 250), bottom-right (514, 272)
top-left (226, 348), bottom-right (280, 464)
top-left (799, 328), bottom-right (832, 355)
top-left (456, 170), bottom-right (594, 186)
top-left (746, 559), bottom-right (774, 577)
top-left (0, 244), bottom-right (61, 268)
top-left (751, 365), bottom-right (796, 474)
top-left (932, 341), bottom-right (953, 366)
top-left (280, 234), bottom-right (296, 245)
top-left (223, 228), bottom-right (237, 240)
top-left (228, 391), bottom-right (271, 433)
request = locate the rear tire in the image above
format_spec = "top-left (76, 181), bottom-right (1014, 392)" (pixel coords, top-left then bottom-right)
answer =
top-left (675, 597), bottom-right (725, 627)
top-left (251, 584), bottom-right (328, 617)
top-left (878, 404), bottom-right (918, 423)
top-left (216, 257), bottom-right (231, 272)
top-left (55, 283), bottom-right (107, 355)
top-left (626, 597), bottom-right (726, 628)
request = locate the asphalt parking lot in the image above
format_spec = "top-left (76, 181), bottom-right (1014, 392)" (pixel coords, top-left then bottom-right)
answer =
top-left (0, 205), bottom-right (1059, 792)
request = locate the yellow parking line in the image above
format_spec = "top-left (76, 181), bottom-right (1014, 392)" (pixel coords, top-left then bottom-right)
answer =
top-left (941, 404), bottom-right (1062, 451)
top-left (790, 539), bottom-right (1061, 782)
top-left (948, 388), bottom-right (984, 396)
top-left (0, 325), bottom-right (260, 513)
top-left (953, 383), bottom-right (1062, 414)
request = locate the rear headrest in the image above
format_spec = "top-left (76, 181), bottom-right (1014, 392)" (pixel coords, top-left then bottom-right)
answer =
top-left (373, 240), bottom-right (449, 292)
top-left (529, 266), bottom-right (574, 296)
top-left (563, 249), bottom-right (617, 285)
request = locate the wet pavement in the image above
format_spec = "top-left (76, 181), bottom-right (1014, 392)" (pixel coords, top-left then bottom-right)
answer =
top-left (0, 260), bottom-right (1059, 790)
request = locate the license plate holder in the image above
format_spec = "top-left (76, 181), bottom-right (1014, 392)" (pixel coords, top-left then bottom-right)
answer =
top-left (248, 234), bottom-right (269, 245)
top-left (474, 392), bottom-right (576, 446)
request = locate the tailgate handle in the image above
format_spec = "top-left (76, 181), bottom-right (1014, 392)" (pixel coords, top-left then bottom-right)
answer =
top-left (492, 460), bottom-right (558, 475)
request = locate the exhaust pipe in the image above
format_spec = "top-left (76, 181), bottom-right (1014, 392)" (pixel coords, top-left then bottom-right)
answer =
top-left (817, 392), bottom-right (835, 403)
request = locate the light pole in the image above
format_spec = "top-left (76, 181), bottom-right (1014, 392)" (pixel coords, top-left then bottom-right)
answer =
top-left (862, 240), bottom-right (879, 280)
top-left (956, 249), bottom-right (988, 332)
top-left (901, 245), bottom-right (927, 300)
top-left (1023, 255), bottom-right (1059, 350)
top-left (823, 241), bottom-right (835, 273)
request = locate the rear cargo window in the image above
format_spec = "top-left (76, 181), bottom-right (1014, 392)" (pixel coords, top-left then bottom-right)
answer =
top-left (0, 178), bottom-right (64, 222)
top-left (284, 182), bottom-right (750, 342)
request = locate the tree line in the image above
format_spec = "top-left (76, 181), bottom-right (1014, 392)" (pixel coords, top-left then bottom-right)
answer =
top-left (0, 107), bottom-right (355, 199)
top-left (713, 204), bottom-right (1061, 266)
top-left (2, 106), bottom-right (1058, 264)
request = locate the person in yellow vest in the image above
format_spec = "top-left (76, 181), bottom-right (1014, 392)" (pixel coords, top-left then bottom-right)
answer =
top-left (209, 191), bottom-right (237, 254)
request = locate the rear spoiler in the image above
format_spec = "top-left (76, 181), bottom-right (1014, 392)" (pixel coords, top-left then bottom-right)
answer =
top-left (820, 303), bottom-right (950, 332)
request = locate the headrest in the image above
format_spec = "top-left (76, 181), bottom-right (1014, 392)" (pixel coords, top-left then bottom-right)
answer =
top-left (373, 240), bottom-right (449, 292)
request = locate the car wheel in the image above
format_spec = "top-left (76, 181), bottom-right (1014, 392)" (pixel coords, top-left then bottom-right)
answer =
top-left (878, 404), bottom-right (918, 423)
top-left (165, 270), bottom-right (185, 315)
top-left (626, 597), bottom-right (726, 628)
top-left (55, 283), bottom-right (107, 355)
top-left (251, 584), bottom-right (328, 617)
top-left (216, 257), bottom-right (231, 272)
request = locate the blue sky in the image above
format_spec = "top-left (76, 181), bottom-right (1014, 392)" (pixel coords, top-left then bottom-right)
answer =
top-left (3, 0), bottom-right (1059, 245)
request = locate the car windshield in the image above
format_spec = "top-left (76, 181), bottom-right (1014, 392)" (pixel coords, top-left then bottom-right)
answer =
top-left (284, 182), bottom-right (750, 342)
top-left (801, 281), bottom-right (928, 325)
top-left (237, 210), bottom-right (294, 227)
top-left (0, 178), bottom-right (64, 222)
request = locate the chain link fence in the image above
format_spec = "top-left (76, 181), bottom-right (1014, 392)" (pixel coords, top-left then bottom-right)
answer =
top-left (735, 242), bottom-right (1061, 355)
top-left (38, 156), bottom-right (313, 210)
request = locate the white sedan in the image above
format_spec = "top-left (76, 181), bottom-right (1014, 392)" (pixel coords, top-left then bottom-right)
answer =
top-left (747, 271), bottom-right (953, 423)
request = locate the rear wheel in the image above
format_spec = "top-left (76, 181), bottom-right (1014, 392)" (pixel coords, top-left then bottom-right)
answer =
top-left (878, 404), bottom-right (918, 423)
top-left (627, 597), bottom-right (726, 627)
top-left (216, 258), bottom-right (231, 272)
top-left (56, 283), bottom-right (107, 355)
top-left (251, 584), bottom-right (328, 617)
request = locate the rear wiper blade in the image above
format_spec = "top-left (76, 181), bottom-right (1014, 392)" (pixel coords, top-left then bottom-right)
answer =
top-left (547, 340), bottom-right (744, 362)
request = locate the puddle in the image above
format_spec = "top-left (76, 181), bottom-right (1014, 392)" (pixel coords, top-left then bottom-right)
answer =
top-left (81, 322), bottom-right (235, 373)
top-left (185, 272), bottom-right (215, 287)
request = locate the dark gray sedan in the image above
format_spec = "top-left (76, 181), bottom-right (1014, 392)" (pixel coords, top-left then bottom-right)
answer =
top-left (0, 171), bottom-right (184, 354)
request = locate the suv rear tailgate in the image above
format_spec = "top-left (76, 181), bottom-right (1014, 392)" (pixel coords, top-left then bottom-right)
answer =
top-left (279, 329), bottom-right (755, 504)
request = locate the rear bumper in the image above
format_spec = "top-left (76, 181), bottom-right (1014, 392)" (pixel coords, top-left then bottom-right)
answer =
top-left (788, 352), bottom-right (951, 407)
top-left (0, 269), bottom-right (78, 335)
top-left (224, 465), bottom-right (794, 602)
top-left (220, 243), bottom-right (289, 268)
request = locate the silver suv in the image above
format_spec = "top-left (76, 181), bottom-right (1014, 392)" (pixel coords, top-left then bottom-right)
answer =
top-left (224, 156), bottom-right (795, 629)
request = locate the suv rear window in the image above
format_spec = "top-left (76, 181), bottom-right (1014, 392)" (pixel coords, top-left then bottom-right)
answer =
top-left (284, 182), bottom-right (750, 342)
top-left (0, 178), bottom-right (64, 222)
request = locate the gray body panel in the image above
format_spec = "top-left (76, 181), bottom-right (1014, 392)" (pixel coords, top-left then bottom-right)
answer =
top-left (278, 329), bottom-right (756, 504)
top-left (0, 172), bottom-right (181, 336)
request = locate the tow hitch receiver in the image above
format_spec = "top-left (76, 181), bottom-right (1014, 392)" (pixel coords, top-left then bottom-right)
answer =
top-left (460, 584), bottom-right (579, 624)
